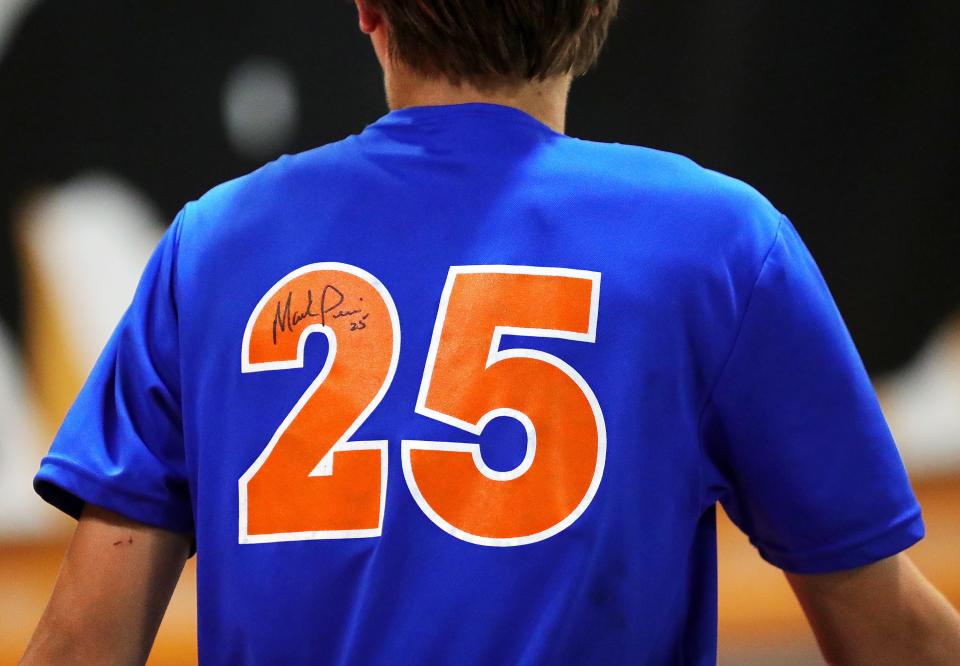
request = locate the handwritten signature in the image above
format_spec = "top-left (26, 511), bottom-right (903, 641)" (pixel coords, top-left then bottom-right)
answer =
top-left (272, 285), bottom-right (369, 344)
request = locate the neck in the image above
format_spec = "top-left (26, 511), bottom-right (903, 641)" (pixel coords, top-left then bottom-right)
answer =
top-left (383, 68), bottom-right (572, 135)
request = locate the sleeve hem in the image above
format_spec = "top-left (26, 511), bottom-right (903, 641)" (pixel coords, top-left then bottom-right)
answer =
top-left (755, 508), bottom-right (925, 574)
top-left (33, 456), bottom-right (195, 536)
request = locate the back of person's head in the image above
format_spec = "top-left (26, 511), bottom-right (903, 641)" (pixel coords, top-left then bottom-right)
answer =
top-left (365, 0), bottom-right (620, 89)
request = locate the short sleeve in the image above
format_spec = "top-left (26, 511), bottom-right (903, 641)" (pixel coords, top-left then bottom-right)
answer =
top-left (700, 215), bottom-right (923, 574)
top-left (33, 210), bottom-right (194, 535)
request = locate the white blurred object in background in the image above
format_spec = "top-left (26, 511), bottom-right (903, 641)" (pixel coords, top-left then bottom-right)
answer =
top-left (222, 56), bottom-right (300, 160)
top-left (0, 322), bottom-right (50, 538)
top-left (20, 172), bottom-right (162, 372)
top-left (0, 0), bottom-right (35, 58)
top-left (877, 314), bottom-right (960, 476)
top-left (2, 173), bottom-right (162, 539)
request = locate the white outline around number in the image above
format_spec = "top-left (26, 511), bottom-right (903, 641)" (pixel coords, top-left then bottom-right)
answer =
top-left (238, 262), bottom-right (400, 544)
top-left (401, 265), bottom-right (606, 547)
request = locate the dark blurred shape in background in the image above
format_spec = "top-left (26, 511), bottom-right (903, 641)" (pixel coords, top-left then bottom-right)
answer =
top-left (1, 0), bottom-right (957, 372)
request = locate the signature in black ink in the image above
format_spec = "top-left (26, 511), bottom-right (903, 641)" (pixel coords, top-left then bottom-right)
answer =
top-left (272, 284), bottom-right (346, 344)
top-left (319, 285), bottom-right (345, 327)
top-left (273, 289), bottom-right (319, 344)
top-left (332, 308), bottom-right (363, 319)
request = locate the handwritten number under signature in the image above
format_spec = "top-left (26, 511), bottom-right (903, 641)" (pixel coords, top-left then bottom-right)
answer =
top-left (350, 314), bottom-right (370, 332)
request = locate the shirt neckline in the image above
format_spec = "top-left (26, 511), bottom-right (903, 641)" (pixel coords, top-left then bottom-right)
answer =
top-left (369, 102), bottom-right (567, 139)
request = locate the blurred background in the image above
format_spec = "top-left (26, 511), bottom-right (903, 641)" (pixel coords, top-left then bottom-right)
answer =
top-left (1, 0), bottom-right (958, 663)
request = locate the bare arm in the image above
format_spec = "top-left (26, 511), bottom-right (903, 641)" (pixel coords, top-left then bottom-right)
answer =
top-left (787, 552), bottom-right (960, 665)
top-left (21, 504), bottom-right (191, 666)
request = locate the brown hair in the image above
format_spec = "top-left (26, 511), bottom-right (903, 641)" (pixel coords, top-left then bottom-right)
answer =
top-left (365, 0), bottom-right (619, 88)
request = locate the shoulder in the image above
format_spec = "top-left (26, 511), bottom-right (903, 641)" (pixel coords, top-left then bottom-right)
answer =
top-left (584, 138), bottom-right (780, 224)
top-left (182, 137), bottom-right (359, 226)
top-left (562, 137), bottom-right (786, 269)
top-left (165, 137), bottom-right (364, 289)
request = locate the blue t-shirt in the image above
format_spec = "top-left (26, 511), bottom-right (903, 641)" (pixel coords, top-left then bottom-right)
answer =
top-left (35, 102), bottom-right (923, 664)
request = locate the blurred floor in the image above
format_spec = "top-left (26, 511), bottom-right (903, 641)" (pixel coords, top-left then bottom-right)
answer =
top-left (1, 474), bottom-right (957, 664)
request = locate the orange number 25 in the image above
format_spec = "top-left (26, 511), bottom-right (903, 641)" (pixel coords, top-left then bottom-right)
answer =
top-left (241, 265), bottom-right (604, 547)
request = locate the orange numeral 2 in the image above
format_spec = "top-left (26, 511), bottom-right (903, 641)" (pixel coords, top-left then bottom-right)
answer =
top-left (240, 263), bottom-right (399, 543)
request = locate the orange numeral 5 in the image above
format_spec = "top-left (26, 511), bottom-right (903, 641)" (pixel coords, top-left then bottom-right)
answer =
top-left (403, 267), bottom-right (605, 546)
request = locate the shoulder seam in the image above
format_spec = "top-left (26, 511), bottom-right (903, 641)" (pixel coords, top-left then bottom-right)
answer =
top-left (696, 213), bottom-right (787, 512)
top-left (168, 206), bottom-right (188, 319)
